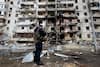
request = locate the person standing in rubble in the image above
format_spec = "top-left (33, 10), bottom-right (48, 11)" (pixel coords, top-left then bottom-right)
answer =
top-left (34, 22), bottom-right (46, 65)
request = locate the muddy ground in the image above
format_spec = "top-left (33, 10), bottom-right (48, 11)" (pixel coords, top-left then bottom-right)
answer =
top-left (0, 52), bottom-right (100, 67)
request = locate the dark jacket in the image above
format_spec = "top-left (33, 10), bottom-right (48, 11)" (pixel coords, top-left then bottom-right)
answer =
top-left (34, 27), bottom-right (46, 41)
top-left (35, 41), bottom-right (43, 52)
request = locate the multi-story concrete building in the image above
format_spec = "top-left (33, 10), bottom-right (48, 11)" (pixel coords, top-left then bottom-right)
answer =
top-left (0, 0), bottom-right (6, 36)
top-left (89, 0), bottom-right (100, 47)
top-left (75, 0), bottom-right (92, 42)
top-left (1, 0), bottom-right (100, 46)
top-left (12, 0), bottom-right (36, 46)
top-left (5, 0), bottom-right (19, 40)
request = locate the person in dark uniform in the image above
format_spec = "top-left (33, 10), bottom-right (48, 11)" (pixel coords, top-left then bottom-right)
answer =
top-left (34, 40), bottom-right (43, 65)
top-left (34, 25), bottom-right (46, 65)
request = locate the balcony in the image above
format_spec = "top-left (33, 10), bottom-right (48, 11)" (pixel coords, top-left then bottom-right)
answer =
top-left (48, 0), bottom-right (55, 2)
top-left (90, 0), bottom-right (100, 10)
top-left (19, 8), bottom-right (35, 12)
top-left (0, 22), bottom-right (5, 26)
top-left (65, 36), bottom-right (72, 40)
top-left (20, 0), bottom-right (34, 5)
top-left (57, 7), bottom-right (74, 11)
top-left (93, 13), bottom-right (100, 18)
top-left (89, 0), bottom-right (99, 3)
top-left (22, 0), bottom-right (35, 1)
top-left (38, 11), bottom-right (47, 18)
top-left (38, 8), bottom-right (46, 11)
top-left (96, 38), bottom-right (100, 40)
top-left (90, 7), bottom-right (100, 10)
top-left (95, 29), bottom-right (100, 32)
top-left (47, 5), bottom-right (55, 11)
top-left (18, 14), bottom-right (36, 19)
top-left (48, 11), bottom-right (55, 18)
top-left (65, 27), bottom-right (78, 33)
top-left (66, 21), bottom-right (78, 26)
top-left (57, 0), bottom-right (74, 4)
top-left (95, 32), bottom-right (100, 40)
top-left (38, 2), bottom-right (47, 5)
top-left (13, 33), bottom-right (34, 41)
top-left (47, 8), bottom-right (56, 11)
top-left (13, 38), bottom-right (34, 41)
top-left (16, 21), bottom-right (33, 26)
top-left (48, 14), bottom-right (55, 18)
top-left (0, 16), bottom-right (5, 26)
top-left (37, 15), bottom-right (46, 18)
top-left (15, 29), bottom-right (34, 33)
top-left (64, 33), bottom-right (75, 40)
top-left (94, 20), bottom-right (100, 25)
top-left (0, 15), bottom-right (5, 19)
top-left (94, 22), bottom-right (100, 25)
top-left (63, 14), bottom-right (77, 18)
top-left (21, 2), bottom-right (34, 5)
top-left (48, 2), bottom-right (55, 4)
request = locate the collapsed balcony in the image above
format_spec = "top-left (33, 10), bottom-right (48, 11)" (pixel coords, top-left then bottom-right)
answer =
top-left (0, 20), bottom-right (6, 27)
top-left (13, 33), bottom-right (34, 41)
top-left (37, 11), bottom-right (47, 18)
top-left (89, 1), bottom-right (100, 11)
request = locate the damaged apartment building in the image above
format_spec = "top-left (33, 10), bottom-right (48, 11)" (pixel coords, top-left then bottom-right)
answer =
top-left (0, 0), bottom-right (6, 42)
top-left (0, 0), bottom-right (100, 46)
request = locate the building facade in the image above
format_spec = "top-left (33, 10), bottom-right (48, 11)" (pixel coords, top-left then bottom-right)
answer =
top-left (0, 0), bottom-right (100, 46)
top-left (89, 0), bottom-right (100, 47)
top-left (0, 0), bottom-right (6, 36)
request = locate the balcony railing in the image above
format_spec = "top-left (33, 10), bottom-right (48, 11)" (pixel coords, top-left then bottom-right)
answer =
top-left (63, 14), bottom-right (77, 18)
top-left (19, 8), bottom-right (35, 12)
top-left (38, 2), bottom-right (47, 5)
top-left (93, 13), bottom-right (100, 17)
top-left (37, 15), bottom-right (46, 18)
top-left (0, 15), bottom-right (5, 19)
top-left (18, 14), bottom-right (36, 19)
top-left (94, 20), bottom-right (100, 25)
top-left (48, 2), bottom-right (55, 4)
top-left (0, 22), bottom-right (5, 26)
top-left (90, 6), bottom-right (100, 10)
top-left (47, 8), bottom-right (56, 11)
top-left (16, 21), bottom-right (34, 25)
top-left (89, 0), bottom-right (100, 10)
top-left (13, 33), bottom-right (34, 38)
top-left (57, 7), bottom-right (74, 11)
top-left (21, 0), bottom-right (35, 4)
top-left (89, 0), bottom-right (99, 3)
top-left (57, 0), bottom-right (74, 4)
top-left (15, 29), bottom-right (34, 33)
top-left (13, 38), bottom-right (34, 41)
top-left (66, 21), bottom-right (78, 25)
top-left (64, 27), bottom-right (78, 33)
top-left (38, 8), bottom-right (46, 11)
